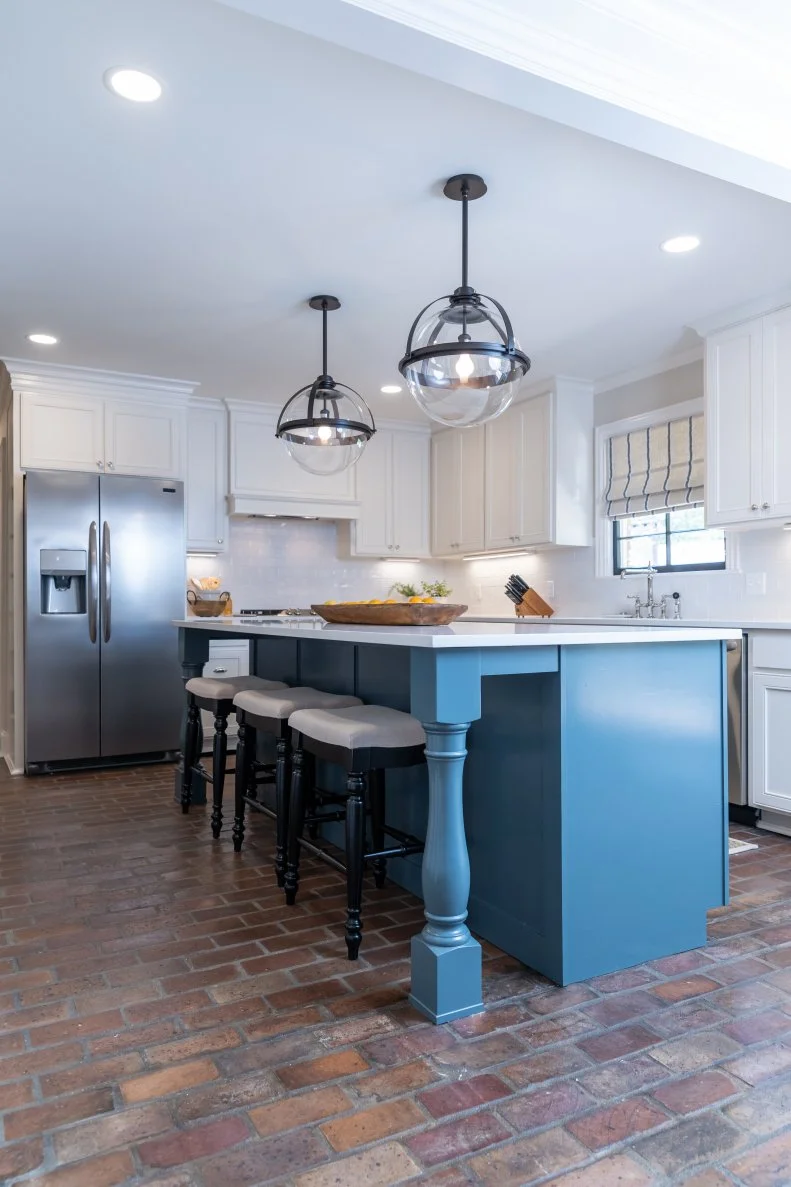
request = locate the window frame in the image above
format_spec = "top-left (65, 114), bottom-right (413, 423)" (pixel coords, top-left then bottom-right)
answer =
top-left (595, 397), bottom-right (738, 578)
top-left (611, 509), bottom-right (726, 575)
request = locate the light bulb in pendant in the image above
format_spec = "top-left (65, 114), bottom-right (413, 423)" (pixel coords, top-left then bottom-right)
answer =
top-left (455, 353), bottom-right (474, 381)
top-left (317, 423), bottom-right (333, 443)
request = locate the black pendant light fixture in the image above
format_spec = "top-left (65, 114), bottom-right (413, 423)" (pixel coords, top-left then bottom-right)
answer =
top-left (399, 174), bottom-right (531, 427)
top-left (276, 296), bottom-right (375, 475)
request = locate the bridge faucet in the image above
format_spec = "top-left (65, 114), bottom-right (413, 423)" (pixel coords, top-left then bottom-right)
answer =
top-left (620, 566), bottom-right (659, 618)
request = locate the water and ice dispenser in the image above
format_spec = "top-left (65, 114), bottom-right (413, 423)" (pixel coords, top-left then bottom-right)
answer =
top-left (40, 550), bottom-right (87, 614)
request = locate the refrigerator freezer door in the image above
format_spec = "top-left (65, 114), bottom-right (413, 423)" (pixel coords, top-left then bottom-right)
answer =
top-left (99, 476), bottom-right (185, 757)
top-left (24, 471), bottom-right (101, 764)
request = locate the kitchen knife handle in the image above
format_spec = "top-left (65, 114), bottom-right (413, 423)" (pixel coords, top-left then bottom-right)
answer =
top-left (101, 520), bottom-right (111, 643)
top-left (87, 521), bottom-right (98, 644)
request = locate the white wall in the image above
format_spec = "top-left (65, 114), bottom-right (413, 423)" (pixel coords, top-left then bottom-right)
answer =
top-left (453, 361), bottom-right (791, 622)
top-left (187, 517), bottom-right (448, 611)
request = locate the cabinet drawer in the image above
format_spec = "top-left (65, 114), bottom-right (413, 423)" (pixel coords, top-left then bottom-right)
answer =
top-left (750, 631), bottom-right (791, 671)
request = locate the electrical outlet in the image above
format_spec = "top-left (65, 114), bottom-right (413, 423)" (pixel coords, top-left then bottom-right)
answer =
top-left (545, 580), bottom-right (555, 600)
top-left (746, 572), bottom-right (766, 596)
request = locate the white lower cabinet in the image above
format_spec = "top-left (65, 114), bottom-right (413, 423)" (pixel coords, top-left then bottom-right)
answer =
top-left (750, 670), bottom-right (791, 814)
top-left (200, 641), bottom-right (249, 752)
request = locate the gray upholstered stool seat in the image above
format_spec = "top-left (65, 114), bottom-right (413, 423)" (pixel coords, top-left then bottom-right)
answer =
top-left (234, 687), bottom-right (361, 720)
top-left (232, 686), bottom-right (363, 886)
top-left (185, 674), bottom-right (287, 703)
top-left (285, 703), bottom-right (426, 960)
top-left (181, 675), bottom-right (289, 834)
top-left (288, 704), bottom-right (425, 751)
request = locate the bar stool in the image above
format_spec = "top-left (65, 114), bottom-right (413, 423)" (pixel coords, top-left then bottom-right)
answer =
top-left (181, 675), bottom-right (288, 838)
top-left (285, 704), bottom-right (426, 959)
top-left (232, 687), bottom-right (362, 887)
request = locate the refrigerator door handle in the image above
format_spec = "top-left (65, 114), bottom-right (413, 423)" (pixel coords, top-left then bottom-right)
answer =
top-left (102, 520), bottom-right (112, 643)
top-left (87, 520), bottom-right (98, 643)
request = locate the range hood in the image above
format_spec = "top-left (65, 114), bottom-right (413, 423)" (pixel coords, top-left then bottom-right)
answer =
top-left (227, 495), bottom-right (360, 520)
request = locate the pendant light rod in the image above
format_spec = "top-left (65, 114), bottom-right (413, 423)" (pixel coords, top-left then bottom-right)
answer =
top-left (461, 181), bottom-right (469, 291)
top-left (308, 294), bottom-right (340, 378)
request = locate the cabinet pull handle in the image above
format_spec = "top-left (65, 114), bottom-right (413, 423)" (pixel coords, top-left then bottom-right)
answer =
top-left (212, 667), bottom-right (228, 673)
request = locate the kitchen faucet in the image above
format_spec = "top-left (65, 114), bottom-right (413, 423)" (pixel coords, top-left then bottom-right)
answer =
top-left (620, 565), bottom-right (660, 618)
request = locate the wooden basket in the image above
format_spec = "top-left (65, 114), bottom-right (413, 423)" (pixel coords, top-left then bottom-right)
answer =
top-left (311, 602), bottom-right (468, 626)
top-left (186, 590), bottom-right (231, 617)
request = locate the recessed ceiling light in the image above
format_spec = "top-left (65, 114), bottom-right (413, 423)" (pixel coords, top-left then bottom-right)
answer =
top-left (104, 68), bottom-right (162, 103)
top-left (660, 235), bottom-right (700, 254)
top-left (380, 384), bottom-right (402, 394)
top-left (27, 332), bottom-right (58, 346)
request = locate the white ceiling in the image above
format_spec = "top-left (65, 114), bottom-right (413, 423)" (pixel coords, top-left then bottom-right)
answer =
top-left (3, 0), bottom-right (791, 420)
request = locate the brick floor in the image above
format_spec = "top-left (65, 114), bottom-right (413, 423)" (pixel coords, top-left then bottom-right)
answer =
top-left (5, 769), bottom-right (791, 1184)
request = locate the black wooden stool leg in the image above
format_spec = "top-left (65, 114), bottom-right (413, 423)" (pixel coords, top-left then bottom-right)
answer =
top-left (345, 771), bottom-right (366, 960)
top-left (274, 735), bottom-right (291, 888)
top-left (369, 768), bottom-right (387, 889)
top-left (284, 746), bottom-right (307, 906)
top-left (181, 697), bottom-right (201, 814)
top-left (232, 716), bottom-right (251, 853)
top-left (210, 711), bottom-right (229, 838)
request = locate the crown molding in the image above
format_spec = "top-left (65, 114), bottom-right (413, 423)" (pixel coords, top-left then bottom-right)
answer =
top-left (593, 346), bottom-right (703, 394)
top-left (2, 358), bottom-right (199, 404)
top-left (690, 289), bottom-right (791, 337)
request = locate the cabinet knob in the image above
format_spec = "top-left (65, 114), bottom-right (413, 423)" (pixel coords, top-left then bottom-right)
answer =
top-left (395, 544), bottom-right (400, 551)
top-left (751, 504), bottom-right (759, 511)
top-left (107, 461), bottom-right (115, 470)
top-left (762, 502), bottom-right (770, 510)
top-left (387, 544), bottom-right (393, 550)
top-left (217, 538), bottom-right (223, 544)
top-left (97, 461), bottom-right (103, 468)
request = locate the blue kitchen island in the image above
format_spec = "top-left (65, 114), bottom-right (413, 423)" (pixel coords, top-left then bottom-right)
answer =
top-left (175, 617), bottom-right (740, 1024)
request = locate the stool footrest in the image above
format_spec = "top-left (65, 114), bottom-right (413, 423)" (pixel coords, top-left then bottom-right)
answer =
top-left (366, 841), bottom-right (424, 860)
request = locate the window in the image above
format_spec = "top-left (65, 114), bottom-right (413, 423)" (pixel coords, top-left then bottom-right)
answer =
top-left (613, 506), bottom-right (725, 574)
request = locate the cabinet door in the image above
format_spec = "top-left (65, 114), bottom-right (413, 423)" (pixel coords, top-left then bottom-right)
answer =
top-left (514, 394), bottom-right (551, 546)
top-left (761, 307), bottom-right (791, 520)
top-left (431, 430), bottom-right (460, 555)
top-left (20, 392), bottom-right (104, 473)
top-left (750, 671), bottom-right (791, 813)
top-left (230, 407), bottom-right (355, 503)
top-left (186, 406), bottom-right (228, 552)
top-left (200, 642), bottom-right (249, 750)
top-left (484, 408), bottom-right (520, 549)
top-left (352, 430), bottom-right (392, 556)
top-left (457, 426), bottom-right (485, 553)
top-left (391, 431), bottom-right (430, 557)
top-left (705, 322), bottom-right (763, 526)
top-left (105, 401), bottom-right (185, 479)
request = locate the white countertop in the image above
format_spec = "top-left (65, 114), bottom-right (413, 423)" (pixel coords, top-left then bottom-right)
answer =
top-left (174, 618), bottom-right (741, 650)
top-left (468, 616), bottom-right (791, 631)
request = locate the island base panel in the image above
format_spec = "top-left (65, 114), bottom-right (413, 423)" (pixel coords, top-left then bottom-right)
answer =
top-left (409, 933), bottom-right (484, 1023)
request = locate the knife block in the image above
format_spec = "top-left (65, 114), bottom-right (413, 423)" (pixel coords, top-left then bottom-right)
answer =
top-left (515, 589), bottom-right (555, 618)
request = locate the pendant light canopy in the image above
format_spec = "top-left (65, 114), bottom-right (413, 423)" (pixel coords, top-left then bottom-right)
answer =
top-left (276, 296), bottom-right (375, 475)
top-left (399, 175), bottom-right (531, 428)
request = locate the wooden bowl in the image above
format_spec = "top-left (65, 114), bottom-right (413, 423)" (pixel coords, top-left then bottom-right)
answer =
top-left (310, 602), bottom-right (468, 626)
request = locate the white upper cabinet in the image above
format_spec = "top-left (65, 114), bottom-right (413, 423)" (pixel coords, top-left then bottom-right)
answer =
top-left (186, 402), bottom-right (228, 553)
top-left (431, 426), bottom-right (485, 556)
top-left (15, 364), bottom-right (194, 480)
top-left (484, 380), bottom-right (592, 551)
top-left (350, 427), bottom-right (430, 558)
top-left (20, 393), bottom-right (105, 473)
top-left (706, 305), bottom-right (791, 526)
top-left (104, 400), bottom-right (184, 479)
top-left (228, 402), bottom-right (357, 518)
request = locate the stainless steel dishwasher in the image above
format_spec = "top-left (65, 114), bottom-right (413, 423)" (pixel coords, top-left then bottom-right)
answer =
top-left (727, 635), bottom-right (747, 805)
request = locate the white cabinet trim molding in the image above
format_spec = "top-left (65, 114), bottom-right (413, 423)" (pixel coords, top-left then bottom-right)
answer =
top-left (3, 358), bottom-right (198, 406)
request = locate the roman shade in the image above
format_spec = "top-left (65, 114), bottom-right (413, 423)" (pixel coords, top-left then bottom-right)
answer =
top-left (604, 413), bottom-right (704, 519)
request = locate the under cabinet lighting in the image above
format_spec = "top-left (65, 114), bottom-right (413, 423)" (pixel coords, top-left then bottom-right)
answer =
top-left (463, 548), bottom-right (534, 561)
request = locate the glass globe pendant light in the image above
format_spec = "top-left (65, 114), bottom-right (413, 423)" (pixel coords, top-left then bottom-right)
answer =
top-left (275, 296), bottom-right (375, 475)
top-left (399, 174), bottom-right (531, 427)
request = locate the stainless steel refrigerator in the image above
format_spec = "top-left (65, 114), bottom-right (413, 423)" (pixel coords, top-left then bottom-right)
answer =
top-left (24, 470), bottom-right (185, 772)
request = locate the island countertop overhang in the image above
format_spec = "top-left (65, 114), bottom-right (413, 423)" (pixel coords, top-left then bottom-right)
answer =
top-left (172, 617), bottom-right (742, 649)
